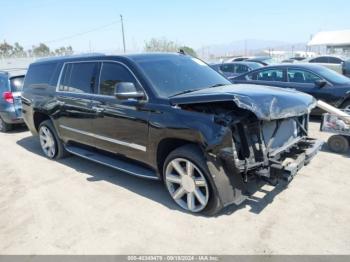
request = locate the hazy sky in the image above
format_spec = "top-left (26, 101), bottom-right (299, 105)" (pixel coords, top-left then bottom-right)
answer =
top-left (1, 0), bottom-right (349, 52)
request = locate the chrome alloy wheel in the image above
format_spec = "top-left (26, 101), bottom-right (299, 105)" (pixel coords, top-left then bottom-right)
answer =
top-left (165, 158), bottom-right (209, 212)
top-left (39, 126), bottom-right (56, 158)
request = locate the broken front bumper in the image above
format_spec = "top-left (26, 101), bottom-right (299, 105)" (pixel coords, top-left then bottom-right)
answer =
top-left (270, 138), bottom-right (324, 182)
top-left (206, 138), bottom-right (324, 209)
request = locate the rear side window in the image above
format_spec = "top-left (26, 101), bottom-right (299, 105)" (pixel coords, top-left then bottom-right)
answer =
top-left (99, 62), bottom-right (137, 96)
top-left (220, 64), bottom-right (235, 73)
top-left (328, 57), bottom-right (342, 64)
top-left (59, 62), bottom-right (98, 93)
top-left (256, 69), bottom-right (284, 81)
top-left (287, 69), bottom-right (321, 83)
top-left (0, 75), bottom-right (8, 92)
top-left (235, 64), bottom-right (249, 74)
top-left (24, 63), bottom-right (57, 89)
top-left (309, 57), bottom-right (328, 63)
top-left (10, 76), bottom-right (24, 92)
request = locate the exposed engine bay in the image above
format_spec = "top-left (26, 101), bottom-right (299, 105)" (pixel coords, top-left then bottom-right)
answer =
top-left (180, 101), bottom-right (323, 183)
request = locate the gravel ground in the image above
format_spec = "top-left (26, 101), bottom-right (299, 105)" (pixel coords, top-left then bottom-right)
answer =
top-left (0, 121), bottom-right (349, 255)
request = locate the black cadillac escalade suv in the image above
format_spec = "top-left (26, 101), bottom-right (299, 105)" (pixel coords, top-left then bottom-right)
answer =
top-left (22, 53), bottom-right (323, 215)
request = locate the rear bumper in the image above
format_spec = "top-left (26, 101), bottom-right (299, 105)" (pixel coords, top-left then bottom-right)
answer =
top-left (0, 111), bottom-right (23, 124)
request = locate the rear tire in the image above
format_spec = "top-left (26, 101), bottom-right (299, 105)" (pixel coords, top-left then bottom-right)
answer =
top-left (0, 117), bottom-right (12, 132)
top-left (163, 144), bottom-right (222, 216)
top-left (38, 120), bottom-right (69, 159)
top-left (328, 135), bottom-right (349, 153)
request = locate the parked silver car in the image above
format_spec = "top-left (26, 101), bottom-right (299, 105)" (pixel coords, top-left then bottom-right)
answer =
top-left (308, 55), bottom-right (350, 76)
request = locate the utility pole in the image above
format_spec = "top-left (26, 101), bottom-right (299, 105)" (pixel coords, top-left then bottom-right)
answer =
top-left (120, 14), bottom-right (126, 53)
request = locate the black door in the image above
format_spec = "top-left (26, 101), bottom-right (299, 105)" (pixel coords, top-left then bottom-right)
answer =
top-left (88, 61), bottom-right (150, 164)
top-left (286, 68), bottom-right (340, 105)
top-left (55, 61), bottom-right (100, 147)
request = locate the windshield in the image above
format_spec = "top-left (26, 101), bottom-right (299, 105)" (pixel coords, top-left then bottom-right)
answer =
top-left (318, 67), bottom-right (350, 85)
top-left (10, 76), bottom-right (25, 92)
top-left (134, 55), bottom-right (231, 97)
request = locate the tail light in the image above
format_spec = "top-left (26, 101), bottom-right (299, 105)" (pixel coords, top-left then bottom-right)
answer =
top-left (3, 91), bottom-right (14, 104)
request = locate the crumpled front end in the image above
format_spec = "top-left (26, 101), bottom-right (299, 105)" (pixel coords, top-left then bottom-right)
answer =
top-left (206, 112), bottom-right (323, 207)
top-left (170, 84), bottom-right (317, 121)
top-left (176, 99), bottom-right (323, 208)
top-left (172, 85), bottom-right (322, 208)
top-left (231, 91), bottom-right (317, 121)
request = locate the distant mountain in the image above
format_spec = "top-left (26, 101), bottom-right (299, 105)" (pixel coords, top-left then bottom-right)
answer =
top-left (197, 39), bottom-right (308, 57)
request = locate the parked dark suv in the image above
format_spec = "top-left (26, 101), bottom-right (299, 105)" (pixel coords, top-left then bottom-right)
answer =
top-left (22, 53), bottom-right (322, 215)
top-left (0, 69), bottom-right (25, 132)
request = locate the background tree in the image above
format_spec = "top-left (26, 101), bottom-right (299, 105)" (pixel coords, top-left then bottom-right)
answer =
top-left (12, 42), bottom-right (26, 57)
top-left (0, 41), bottom-right (14, 58)
top-left (179, 46), bottom-right (197, 57)
top-left (54, 46), bottom-right (74, 56)
top-left (144, 38), bottom-right (179, 52)
top-left (32, 43), bottom-right (50, 57)
top-left (0, 41), bottom-right (74, 58)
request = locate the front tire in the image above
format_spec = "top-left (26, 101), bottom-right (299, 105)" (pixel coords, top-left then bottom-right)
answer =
top-left (38, 120), bottom-right (68, 159)
top-left (163, 145), bottom-right (222, 215)
top-left (0, 117), bottom-right (12, 132)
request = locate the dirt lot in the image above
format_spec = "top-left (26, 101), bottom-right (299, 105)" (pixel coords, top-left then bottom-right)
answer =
top-left (0, 121), bottom-right (349, 255)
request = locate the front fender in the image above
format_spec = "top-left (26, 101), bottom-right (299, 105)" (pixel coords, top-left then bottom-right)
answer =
top-left (149, 107), bottom-right (247, 207)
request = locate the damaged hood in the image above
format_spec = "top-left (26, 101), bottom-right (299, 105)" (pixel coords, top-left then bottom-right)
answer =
top-left (170, 84), bottom-right (317, 120)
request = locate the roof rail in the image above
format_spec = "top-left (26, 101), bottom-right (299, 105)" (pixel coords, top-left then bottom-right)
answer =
top-left (36, 53), bottom-right (105, 62)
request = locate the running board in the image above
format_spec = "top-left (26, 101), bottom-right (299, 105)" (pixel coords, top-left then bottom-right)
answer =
top-left (65, 145), bottom-right (159, 180)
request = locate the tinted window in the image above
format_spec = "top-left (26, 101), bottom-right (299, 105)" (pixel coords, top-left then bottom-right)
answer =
top-left (235, 64), bottom-right (249, 74)
top-left (99, 62), bottom-right (137, 96)
top-left (10, 76), bottom-right (25, 92)
top-left (0, 74), bottom-right (8, 92)
top-left (288, 69), bottom-right (321, 83)
top-left (220, 64), bottom-right (235, 73)
top-left (24, 63), bottom-right (57, 89)
top-left (310, 57), bottom-right (328, 63)
top-left (256, 69), bottom-right (284, 81)
top-left (134, 55), bottom-right (230, 98)
top-left (210, 65), bottom-right (220, 72)
top-left (328, 57), bottom-right (342, 64)
top-left (59, 62), bottom-right (98, 93)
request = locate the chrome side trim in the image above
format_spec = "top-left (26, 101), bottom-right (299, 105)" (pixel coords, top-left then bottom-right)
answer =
top-left (60, 125), bottom-right (146, 152)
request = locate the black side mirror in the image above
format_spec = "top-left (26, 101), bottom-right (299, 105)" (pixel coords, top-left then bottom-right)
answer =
top-left (315, 79), bottom-right (327, 88)
top-left (114, 82), bottom-right (145, 100)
